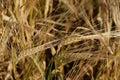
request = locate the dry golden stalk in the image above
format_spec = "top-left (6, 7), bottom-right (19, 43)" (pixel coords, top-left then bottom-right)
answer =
top-left (16, 31), bottom-right (120, 64)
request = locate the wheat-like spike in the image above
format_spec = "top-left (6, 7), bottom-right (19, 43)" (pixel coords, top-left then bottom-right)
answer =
top-left (61, 31), bottom-right (120, 45)
top-left (16, 31), bottom-right (120, 64)
top-left (16, 39), bottom-right (61, 64)
top-left (54, 52), bottom-right (93, 67)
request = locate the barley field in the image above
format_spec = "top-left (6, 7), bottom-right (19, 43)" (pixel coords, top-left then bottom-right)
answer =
top-left (0, 0), bottom-right (120, 80)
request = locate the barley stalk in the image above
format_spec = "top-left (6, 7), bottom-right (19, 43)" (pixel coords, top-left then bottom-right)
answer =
top-left (16, 31), bottom-right (120, 64)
